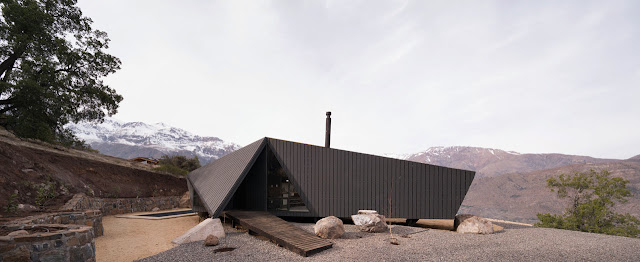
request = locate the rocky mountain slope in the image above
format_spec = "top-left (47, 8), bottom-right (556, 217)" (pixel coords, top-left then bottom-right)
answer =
top-left (66, 118), bottom-right (240, 164)
top-left (402, 146), bottom-right (614, 178)
top-left (459, 159), bottom-right (640, 224)
top-left (0, 128), bottom-right (186, 218)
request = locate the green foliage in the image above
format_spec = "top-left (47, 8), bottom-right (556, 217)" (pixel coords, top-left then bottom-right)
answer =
top-left (154, 154), bottom-right (201, 176)
top-left (159, 155), bottom-right (201, 171)
top-left (135, 187), bottom-right (142, 199)
top-left (34, 181), bottom-right (58, 207)
top-left (535, 170), bottom-right (640, 238)
top-left (5, 193), bottom-right (18, 213)
top-left (154, 164), bottom-right (189, 176)
top-left (110, 186), bottom-right (121, 198)
top-left (0, 0), bottom-right (122, 145)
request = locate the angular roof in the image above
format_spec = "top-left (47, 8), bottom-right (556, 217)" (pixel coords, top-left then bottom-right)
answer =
top-left (188, 137), bottom-right (475, 219)
top-left (267, 138), bottom-right (475, 219)
top-left (187, 138), bottom-right (266, 217)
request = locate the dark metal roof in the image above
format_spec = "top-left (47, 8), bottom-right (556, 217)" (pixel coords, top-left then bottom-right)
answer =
top-left (189, 137), bottom-right (475, 219)
top-left (187, 138), bottom-right (266, 217)
top-left (267, 138), bottom-right (475, 219)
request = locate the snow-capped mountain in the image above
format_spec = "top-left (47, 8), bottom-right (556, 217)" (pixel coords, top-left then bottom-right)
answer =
top-left (387, 146), bottom-right (614, 178)
top-left (66, 118), bottom-right (240, 164)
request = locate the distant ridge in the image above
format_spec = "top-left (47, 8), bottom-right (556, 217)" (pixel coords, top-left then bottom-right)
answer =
top-left (396, 146), bottom-right (615, 178)
top-left (460, 158), bottom-right (640, 224)
top-left (66, 118), bottom-right (240, 164)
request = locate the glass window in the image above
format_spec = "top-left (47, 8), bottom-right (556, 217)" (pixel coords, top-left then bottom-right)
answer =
top-left (267, 149), bottom-right (309, 212)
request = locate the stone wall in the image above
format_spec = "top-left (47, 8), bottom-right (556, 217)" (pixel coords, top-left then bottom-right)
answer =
top-left (8, 210), bottom-right (103, 237)
top-left (0, 224), bottom-right (95, 262)
top-left (61, 193), bottom-right (183, 216)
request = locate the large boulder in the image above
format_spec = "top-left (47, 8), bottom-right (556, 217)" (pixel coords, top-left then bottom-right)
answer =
top-left (314, 216), bottom-right (344, 239)
top-left (351, 214), bottom-right (388, 233)
top-left (179, 191), bottom-right (190, 208)
top-left (172, 218), bottom-right (225, 244)
top-left (455, 214), bottom-right (494, 234)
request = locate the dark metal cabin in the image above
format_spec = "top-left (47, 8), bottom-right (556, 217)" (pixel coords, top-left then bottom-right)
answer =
top-left (187, 137), bottom-right (475, 220)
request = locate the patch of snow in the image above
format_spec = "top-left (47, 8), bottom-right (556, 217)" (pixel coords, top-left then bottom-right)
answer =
top-left (65, 117), bottom-right (241, 161)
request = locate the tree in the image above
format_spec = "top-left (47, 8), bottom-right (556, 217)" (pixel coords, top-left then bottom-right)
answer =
top-left (155, 154), bottom-right (201, 176)
top-left (0, 0), bottom-right (122, 146)
top-left (535, 170), bottom-right (640, 238)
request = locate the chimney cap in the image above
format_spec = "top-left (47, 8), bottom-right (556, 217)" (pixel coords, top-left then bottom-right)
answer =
top-left (326, 111), bottom-right (331, 116)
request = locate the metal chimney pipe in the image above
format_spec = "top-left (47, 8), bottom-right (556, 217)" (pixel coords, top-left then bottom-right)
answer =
top-left (325, 112), bottom-right (331, 148)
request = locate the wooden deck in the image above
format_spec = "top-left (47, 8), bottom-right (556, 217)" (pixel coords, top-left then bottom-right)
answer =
top-left (224, 210), bottom-right (333, 257)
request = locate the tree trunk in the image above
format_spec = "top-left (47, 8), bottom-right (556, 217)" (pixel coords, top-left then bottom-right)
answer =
top-left (0, 51), bottom-right (22, 78)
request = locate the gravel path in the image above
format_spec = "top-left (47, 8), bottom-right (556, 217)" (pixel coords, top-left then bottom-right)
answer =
top-left (138, 222), bottom-right (640, 262)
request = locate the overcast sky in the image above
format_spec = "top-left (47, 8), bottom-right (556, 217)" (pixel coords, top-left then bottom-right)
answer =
top-left (76, 0), bottom-right (640, 159)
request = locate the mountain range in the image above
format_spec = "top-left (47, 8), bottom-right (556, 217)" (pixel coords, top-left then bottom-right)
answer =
top-left (66, 118), bottom-right (240, 164)
top-left (401, 146), bottom-right (615, 178)
top-left (392, 147), bottom-right (638, 223)
top-left (67, 119), bottom-right (638, 223)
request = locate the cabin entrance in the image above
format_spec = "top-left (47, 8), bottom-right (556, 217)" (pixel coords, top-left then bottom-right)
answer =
top-left (267, 148), bottom-right (308, 212)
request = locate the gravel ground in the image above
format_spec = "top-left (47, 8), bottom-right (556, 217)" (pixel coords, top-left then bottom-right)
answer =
top-left (138, 222), bottom-right (640, 262)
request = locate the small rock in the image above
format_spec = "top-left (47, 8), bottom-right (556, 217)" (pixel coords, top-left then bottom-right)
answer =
top-left (152, 207), bottom-right (160, 212)
top-left (314, 216), bottom-right (344, 239)
top-left (455, 214), bottom-right (494, 234)
top-left (204, 235), bottom-right (219, 246)
top-left (8, 230), bottom-right (29, 236)
top-left (357, 210), bottom-right (378, 215)
top-left (351, 214), bottom-right (388, 233)
top-left (18, 204), bottom-right (38, 212)
top-left (21, 169), bottom-right (34, 174)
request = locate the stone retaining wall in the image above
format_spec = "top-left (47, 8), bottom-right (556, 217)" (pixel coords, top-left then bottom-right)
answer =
top-left (0, 224), bottom-right (95, 262)
top-left (61, 193), bottom-right (183, 216)
top-left (8, 210), bottom-right (103, 237)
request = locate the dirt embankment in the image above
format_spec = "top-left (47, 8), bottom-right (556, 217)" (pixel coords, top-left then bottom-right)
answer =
top-left (0, 130), bottom-right (187, 218)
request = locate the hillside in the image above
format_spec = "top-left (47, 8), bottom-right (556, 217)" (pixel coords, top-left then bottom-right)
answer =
top-left (460, 159), bottom-right (640, 224)
top-left (0, 128), bottom-right (187, 218)
top-left (403, 146), bottom-right (615, 178)
top-left (66, 118), bottom-right (240, 164)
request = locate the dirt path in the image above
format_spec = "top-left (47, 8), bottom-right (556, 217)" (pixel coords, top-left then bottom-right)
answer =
top-left (96, 213), bottom-right (199, 262)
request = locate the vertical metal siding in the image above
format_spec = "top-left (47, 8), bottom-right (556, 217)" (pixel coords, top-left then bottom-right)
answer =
top-left (263, 138), bottom-right (475, 219)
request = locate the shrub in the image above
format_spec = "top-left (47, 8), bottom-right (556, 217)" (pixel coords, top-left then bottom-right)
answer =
top-left (154, 164), bottom-right (189, 176)
top-left (5, 193), bottom-right (18, 213)
top-left (154, 154), bottom-right (201, 176)
top-left (34, 182), bottom-right (58, 207)
top-left (535, 170), bottom-right (640, 238)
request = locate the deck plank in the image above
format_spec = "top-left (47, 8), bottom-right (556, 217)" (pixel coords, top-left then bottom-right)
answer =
top-left (225, 210), bottom-right (333, 257)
